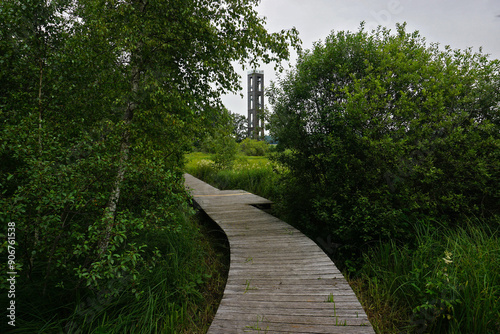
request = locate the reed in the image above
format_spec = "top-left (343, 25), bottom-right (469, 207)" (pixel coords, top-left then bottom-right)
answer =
top-left (355, 221), bottom-right (499, 333)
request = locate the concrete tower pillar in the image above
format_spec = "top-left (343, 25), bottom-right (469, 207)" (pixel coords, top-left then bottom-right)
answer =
top-left (247, 70), bottom-right (264, 139)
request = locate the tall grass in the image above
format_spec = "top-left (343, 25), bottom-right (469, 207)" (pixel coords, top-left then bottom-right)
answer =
top-left (185, 154), bottom-right (280, 201)
top-left (5, 211), bottom-right (228, 334)
top-left (355, 221), bottom-right (499, 333)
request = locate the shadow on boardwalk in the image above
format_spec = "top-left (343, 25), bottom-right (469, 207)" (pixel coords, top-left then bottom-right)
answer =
top-left (184, 174), bottom-right (374, 334)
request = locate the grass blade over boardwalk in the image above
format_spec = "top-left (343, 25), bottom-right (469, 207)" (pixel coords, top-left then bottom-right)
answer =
top-left (184, 174), bottom-right (374, 333)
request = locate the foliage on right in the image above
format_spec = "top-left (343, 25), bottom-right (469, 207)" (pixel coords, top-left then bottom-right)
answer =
top-left (268, 23), bottom-right (500, 265)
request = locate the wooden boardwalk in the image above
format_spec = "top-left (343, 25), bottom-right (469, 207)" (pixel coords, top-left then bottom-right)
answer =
top-left (184, 174), bottom-right (374, 333)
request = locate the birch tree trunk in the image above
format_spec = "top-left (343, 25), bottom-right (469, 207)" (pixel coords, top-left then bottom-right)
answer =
top-left (98, 65), bottom-right (140, 255)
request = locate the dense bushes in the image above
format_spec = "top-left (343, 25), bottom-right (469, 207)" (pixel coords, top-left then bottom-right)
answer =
top-left (0, 0), bottom-right (296, 331)
top-left (268, 23), bottom-right (500, 265)
top-left (199, 131), bottom-right (270, 170)
top-left (239, 138), bottom-right (269, 156)
top-left (201, 132), bottom-right (240, 170)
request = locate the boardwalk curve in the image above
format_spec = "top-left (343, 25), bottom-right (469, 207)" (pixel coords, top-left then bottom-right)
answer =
top-left (184, 174), bottom-right (374, 333)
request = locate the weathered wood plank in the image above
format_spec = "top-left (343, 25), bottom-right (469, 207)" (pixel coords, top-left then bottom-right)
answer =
top-left (184, 174), bottom-right (374, 334)
top-left (209, 318), bottom-right (373, 334)
top-left (213, 312), bottom-right (371, 326)
top-left (214, 306), bottom-right (369, 318)
top-left (220, 293), bottom-right (361, 302)
top-left (217, 299), bottom-right (371, 310)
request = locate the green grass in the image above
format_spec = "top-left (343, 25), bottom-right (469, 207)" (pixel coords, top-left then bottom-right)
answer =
top-left (185, 152), bottom-right (279, 201)
top-left (353, 221), bottom-right (500, 334)
top-left (185, 152), bottom-right (269, 169)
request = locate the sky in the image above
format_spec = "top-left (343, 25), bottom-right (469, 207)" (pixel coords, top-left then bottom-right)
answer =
top-left (223, 0), bottom-right (500, 116)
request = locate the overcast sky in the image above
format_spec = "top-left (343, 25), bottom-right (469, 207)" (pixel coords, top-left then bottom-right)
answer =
top-left (223, 0), bottom-right (500, 116)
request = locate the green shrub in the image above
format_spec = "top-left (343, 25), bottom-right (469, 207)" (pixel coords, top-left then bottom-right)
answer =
top-left (239, 138), bottom-right (269, 156)
top-left (200, 134), bottom-right (238, 170)
top-left (268, 23), bottom-right (500, 266)
top-left (199, 110), bottom-right (239, 170)
top-left (5, 211), bottom-right (221, 334)
top-left (211, 137), bottom-right (238, 170)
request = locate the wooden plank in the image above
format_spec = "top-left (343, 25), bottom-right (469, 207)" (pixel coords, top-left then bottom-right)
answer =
top-left (220, 293), bottom-right (361, 302)
top-left (183, 174), bottom-right (374, 334)
top-left (223, 284), bottom-right (356, 293)
top-left (230, 259), bottom-right (336, 266)
top-left (209, 319), bottom-right (373, 334)
top-left (213, 306), bottom-right (369, 318)
top-left (213, 312), bottom-right (371, 326)
top-left (217, 299), bottom-right (371, 310)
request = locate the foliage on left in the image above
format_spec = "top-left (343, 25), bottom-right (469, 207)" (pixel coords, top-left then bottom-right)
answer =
top-left (0, 0), bottom-right (298, 331)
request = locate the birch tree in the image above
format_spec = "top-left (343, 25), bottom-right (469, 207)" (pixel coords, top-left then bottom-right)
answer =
top-left (1, 0), bottom-right (299, 297)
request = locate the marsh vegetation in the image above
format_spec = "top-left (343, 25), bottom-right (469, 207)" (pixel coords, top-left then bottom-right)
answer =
top-left (1, 1), bottom-right (498, 332)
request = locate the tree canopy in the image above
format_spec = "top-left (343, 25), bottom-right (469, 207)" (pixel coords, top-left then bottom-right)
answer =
top-left (0, 0), bottom-right (299, 306)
